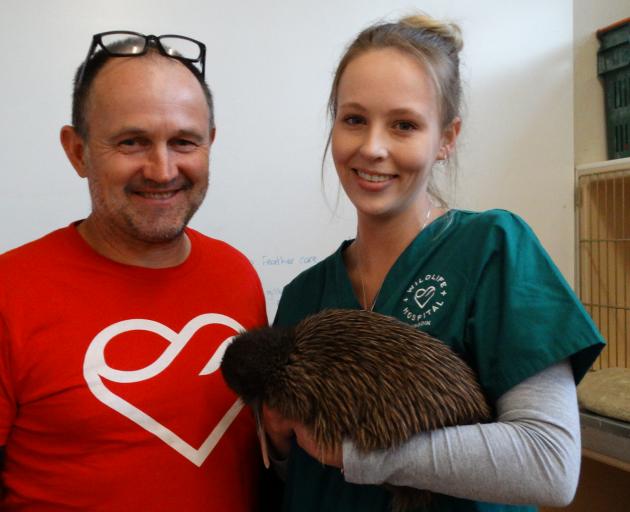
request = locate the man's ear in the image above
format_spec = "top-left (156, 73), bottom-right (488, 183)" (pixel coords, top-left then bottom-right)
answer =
top-left (60, 125), bottom-right (88, 177)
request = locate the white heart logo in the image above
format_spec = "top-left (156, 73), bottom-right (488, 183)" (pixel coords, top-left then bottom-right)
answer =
top-left (83, 313), bottom-right (244, 467)
top-left (414, 286), bottom-right (436, 309)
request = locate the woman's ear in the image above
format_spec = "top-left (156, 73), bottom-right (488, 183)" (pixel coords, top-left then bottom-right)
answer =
top-left (437, 117), bottom-right (462, 160)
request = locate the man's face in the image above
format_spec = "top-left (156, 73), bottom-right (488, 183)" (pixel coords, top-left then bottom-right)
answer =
top-left (78, 56), bottom-right (213, 246)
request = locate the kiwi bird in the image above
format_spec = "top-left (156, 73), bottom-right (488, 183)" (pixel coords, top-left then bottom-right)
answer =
top-left (221, 308), bottom-right (492, 511)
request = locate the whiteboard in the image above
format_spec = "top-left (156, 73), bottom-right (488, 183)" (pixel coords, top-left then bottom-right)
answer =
top-left (0, 0), bottom-right (575, 320)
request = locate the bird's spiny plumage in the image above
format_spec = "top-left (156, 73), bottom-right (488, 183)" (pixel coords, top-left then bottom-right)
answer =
top-left (221, 308), bottom-right (492, 511)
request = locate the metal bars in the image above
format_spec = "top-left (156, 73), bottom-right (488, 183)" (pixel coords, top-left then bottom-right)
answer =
top-left (576, 162), bottom-right (630, 369)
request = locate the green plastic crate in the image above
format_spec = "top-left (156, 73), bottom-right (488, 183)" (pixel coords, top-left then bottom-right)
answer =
top-left (597, 18), bottom-right (630, 159)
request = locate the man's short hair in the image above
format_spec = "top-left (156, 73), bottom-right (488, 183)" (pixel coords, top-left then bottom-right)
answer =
top-left (71, 38), bottom-right (215, 139)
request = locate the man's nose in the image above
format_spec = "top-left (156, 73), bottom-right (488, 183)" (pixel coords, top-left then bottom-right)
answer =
top-left (358, 126), bottom-right (388, 161)
top-left (143, 144), bottom-right (177, 182)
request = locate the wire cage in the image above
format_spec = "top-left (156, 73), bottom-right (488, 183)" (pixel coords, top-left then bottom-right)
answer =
top-left (576, 158), bottom-right (630, 369)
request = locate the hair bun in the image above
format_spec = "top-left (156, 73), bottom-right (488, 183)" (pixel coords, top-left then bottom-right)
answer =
top-left (400, 14), bottom-right (463, 54)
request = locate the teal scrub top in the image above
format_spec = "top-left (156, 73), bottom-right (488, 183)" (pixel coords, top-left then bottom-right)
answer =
top-left (274, 210), bottom-right (604, 512)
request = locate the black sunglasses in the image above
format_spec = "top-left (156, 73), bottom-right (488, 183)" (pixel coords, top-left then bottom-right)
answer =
top-left (76, 30), bottom-right (206, 86)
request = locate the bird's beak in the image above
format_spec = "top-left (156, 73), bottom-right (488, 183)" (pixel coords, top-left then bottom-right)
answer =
top-left (253, 398), bottom-right (270, 469)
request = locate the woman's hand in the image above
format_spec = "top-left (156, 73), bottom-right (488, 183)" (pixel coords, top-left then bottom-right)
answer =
top-left (261, 404), bottom-right (295, 459)
top-left (261, 406), bottom-right (343, 469)
top-left (294, 423), bottom-right (343, 469)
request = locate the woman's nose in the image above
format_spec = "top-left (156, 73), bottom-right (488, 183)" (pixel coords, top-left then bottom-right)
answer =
top-left (358, 127), bottom-right (388, 160)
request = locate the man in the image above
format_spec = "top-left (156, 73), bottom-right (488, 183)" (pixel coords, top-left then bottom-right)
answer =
top-left (0, 32), bottom-right (267, 510)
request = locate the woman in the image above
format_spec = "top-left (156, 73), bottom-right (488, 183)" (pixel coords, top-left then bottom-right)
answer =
top-left (265, 13), bottom-right (604, 512)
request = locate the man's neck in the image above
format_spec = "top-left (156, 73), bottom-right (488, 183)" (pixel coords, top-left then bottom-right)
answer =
top-left (76, 218), bottom-right (191, 269)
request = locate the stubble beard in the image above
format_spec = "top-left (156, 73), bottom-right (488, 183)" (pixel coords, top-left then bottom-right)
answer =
top-left (88, 175), bottom-right (208, 245)
top-left (121, 185), bottom-right (207, 244)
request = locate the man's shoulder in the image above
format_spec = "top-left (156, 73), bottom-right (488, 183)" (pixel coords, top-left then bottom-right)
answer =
top-left (187, 228), bottom-right (257, 272)
top-left (0, 225), bottom-right (74, 267)
top-left (188, 227), bottom-right (240, 251)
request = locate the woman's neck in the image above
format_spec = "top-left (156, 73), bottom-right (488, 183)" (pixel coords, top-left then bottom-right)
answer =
top-left (346, 199), bottom-right (445, 310)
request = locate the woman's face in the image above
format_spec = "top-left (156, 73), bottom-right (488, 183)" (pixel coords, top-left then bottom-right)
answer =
top-left (331, 48), bottom-right (458, 222)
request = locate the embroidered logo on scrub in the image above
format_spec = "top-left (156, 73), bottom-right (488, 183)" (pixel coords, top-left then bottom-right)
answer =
top-left (401, 273), bottom-right (448, 327)
top-left (83, 313), bottom-right (243, 467)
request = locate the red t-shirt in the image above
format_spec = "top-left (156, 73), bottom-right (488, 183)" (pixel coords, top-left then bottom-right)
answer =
top-left (0, 225), bottom-right (267, 511)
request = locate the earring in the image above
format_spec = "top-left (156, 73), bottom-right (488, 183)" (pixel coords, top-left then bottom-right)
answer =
top-left (433, 159), bottom-right (446, 171)
top-left (435, 149), bottom-right (449, 167)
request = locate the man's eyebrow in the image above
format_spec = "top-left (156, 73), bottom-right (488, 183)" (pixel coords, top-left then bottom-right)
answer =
top-left (108, 127), bottom-right (147, 140)
top-left (172, 129), bottom-right (207, 142)
top-left (107, 128), bottom-right (208, 142)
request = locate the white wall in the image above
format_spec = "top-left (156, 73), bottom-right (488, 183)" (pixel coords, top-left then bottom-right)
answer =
top-left (0, 0), bottom-right (574, 319)
top-left (574, 0), bottom-right (628, 165)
